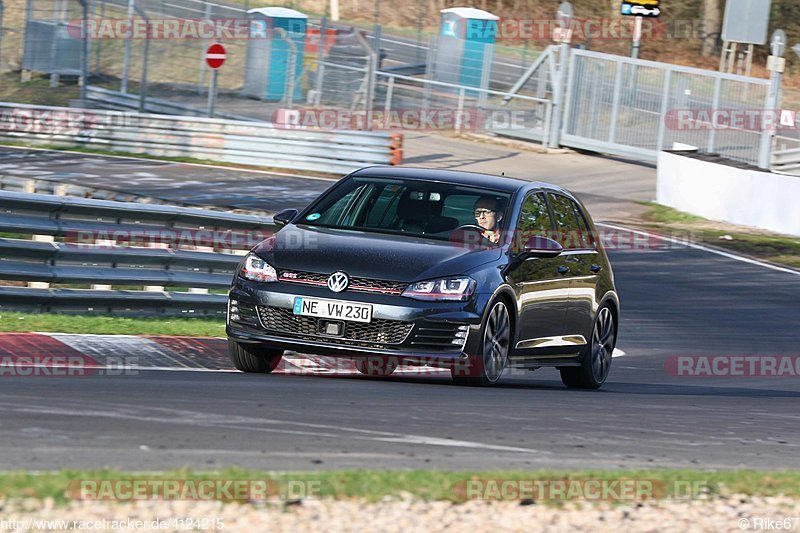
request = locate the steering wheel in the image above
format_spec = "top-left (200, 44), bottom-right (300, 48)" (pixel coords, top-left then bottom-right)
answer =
top-left (454, 224), bottom-right (485, 233)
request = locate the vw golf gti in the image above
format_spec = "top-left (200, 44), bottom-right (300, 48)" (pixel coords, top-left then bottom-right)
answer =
top-left (227, 167), bottom-right (619, 388)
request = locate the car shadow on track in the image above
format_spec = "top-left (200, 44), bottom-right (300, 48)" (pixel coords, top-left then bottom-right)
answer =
top-left (263, 372), bottom-right (800, 398)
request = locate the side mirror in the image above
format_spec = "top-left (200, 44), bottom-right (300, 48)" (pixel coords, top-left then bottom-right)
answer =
top-left (518, 235), bottom-right (563, 260)
top-left (273, 208), bottom-right (298, 228)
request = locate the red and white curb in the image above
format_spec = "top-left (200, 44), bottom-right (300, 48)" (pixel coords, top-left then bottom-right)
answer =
top-left (0, 333), bottom-right (625, 377)
top-left (0, 333), bottom-right (447, 376)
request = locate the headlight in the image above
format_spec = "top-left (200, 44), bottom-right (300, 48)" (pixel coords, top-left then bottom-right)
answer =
top-left (240, 253), bottom-right (277, 282)
top-left (401, 276), bottom-right (476, 301)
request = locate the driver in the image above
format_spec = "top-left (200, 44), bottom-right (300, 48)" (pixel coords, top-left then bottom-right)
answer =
top-left (473, 196), bottom-right (504, 244)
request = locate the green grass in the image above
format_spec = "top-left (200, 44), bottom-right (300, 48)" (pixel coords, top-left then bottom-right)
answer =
top-left (638, 203), bottom-right (800, 270)
top-left (1, 469), bottom-right (800, 505)
top-left (0, 313), bottom-right (225, 337)
top-left (641, 203), bottom-right (705, 224)
top-left (0, 72), bottom-right (79, 107)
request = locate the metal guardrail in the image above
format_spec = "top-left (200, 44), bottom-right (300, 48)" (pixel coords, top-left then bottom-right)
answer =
top-left (84, 87), bottom-right (256, 122)
top-left (0, 102), bottom-right (403, 175)
top-left (0, 189), bottom-right (276, 315)
top-left (772, 136), bottom-right (800, 174)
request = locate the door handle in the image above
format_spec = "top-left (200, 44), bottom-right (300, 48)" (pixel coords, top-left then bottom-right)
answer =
top-left (557, 265), bottom-right (570, 275)
top-left (590, 264), bottom-right (603, 273)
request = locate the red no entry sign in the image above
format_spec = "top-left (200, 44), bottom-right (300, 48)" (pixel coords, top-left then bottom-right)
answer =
top-left (205, 43), bottom-right (226, 69)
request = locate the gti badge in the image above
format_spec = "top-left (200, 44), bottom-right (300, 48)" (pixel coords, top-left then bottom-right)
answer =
top-left (327, 271), bottom-right (349, 293)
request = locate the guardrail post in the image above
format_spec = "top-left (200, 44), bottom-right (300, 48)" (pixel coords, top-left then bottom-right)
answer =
top-left (384, 75), bottom-right (395, 114)
top-left (27, 179), bottom-right (52, 289)
top-left (90, 237), bottom-right (115, 291)
top-left (455, 87), bottom-right (465, 133)
top-left (143, 241), bottom-right (168, 292)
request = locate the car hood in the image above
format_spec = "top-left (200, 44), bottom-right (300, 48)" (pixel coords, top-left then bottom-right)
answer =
top-left (252, 225), bottom-right (502, 282)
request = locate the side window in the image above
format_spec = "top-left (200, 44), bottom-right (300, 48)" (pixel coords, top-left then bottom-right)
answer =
top-left (547, 193), bottom-right (588, 249)
top-left (573, 202), bottom-right (596, 248)
top-left (515, 192), bottom-right (552, 249)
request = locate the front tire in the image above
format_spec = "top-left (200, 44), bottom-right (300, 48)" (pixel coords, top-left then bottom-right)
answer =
top-left (560, 305), bottom-right (616, 389)
top-left (228, 339), bottom-right (283, 373)
top-left (451, 300), bottom-right (511, 386)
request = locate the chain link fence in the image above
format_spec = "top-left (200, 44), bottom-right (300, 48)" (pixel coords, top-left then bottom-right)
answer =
top-left (0, 0), bottom-right (791, 171)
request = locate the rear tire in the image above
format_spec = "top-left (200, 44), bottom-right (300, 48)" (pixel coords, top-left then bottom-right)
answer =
top-left (560, 305), bottom-right (616, 389)
top-left (228, 339), bottom-right (283, 374)
top-left (451, 300), bottom-right (511, 386)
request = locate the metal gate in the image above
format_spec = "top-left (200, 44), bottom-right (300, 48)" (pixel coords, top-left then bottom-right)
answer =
top-left (560, 49), bottom-right (771, 167)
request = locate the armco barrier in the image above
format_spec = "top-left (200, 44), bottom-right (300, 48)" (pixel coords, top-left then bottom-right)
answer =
top-left (0, 102), bottom-right (403, 175)
top-left (0, 190), bottom-right (277, 315)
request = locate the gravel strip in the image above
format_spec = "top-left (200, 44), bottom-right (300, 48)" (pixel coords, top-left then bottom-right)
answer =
top-left (1, 496), bottom-right (799, 532)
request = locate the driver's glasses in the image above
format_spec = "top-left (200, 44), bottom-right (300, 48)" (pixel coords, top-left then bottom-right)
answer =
top-left (474, 209), bottom-right (495, 218)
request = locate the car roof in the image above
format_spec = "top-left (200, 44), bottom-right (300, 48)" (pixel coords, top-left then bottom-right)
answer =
top-left (350, 166), bottom-right (556, 194)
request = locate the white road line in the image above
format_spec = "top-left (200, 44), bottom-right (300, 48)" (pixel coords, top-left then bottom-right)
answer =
top-left (6, 402), bottom-right (543, 454)
top-left (597, 222), bottom-right (800, 278)
top-left (613, 348), bottom-right (626, 358)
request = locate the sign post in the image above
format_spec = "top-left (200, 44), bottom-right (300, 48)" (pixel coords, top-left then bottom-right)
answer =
top-left (205, 43), bottom-right (227, 117)
top-left (758, 29), bottom-right (786, 169)
top-left (620, 1), bottom-right (660, 58)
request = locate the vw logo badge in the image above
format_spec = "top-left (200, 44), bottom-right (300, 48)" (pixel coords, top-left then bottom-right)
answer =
top-left (327, 271), bottom-right (349, 293)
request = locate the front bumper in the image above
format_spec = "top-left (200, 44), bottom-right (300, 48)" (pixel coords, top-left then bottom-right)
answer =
top-left (226, 278), bottom-right (490, 363)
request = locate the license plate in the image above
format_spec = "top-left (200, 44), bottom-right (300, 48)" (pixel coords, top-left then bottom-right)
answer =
top-left (292, 297), bottom-right (373, 323)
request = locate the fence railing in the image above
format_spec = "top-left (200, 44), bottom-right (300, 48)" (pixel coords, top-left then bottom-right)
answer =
top-left (772, 135), bottom-right (800, 173)
top-left (0, 102), bottom-right (403, 175)
top-left (0, 189), bottom-right (276, 315)
top-left (375, 71), bottom-right (553, 144)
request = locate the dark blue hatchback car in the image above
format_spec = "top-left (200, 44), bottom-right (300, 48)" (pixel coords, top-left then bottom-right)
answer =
top-left (227, 167), bottom-right (619, 389)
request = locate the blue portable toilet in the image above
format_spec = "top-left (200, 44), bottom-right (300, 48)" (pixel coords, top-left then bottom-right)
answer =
top-left (433, 7), bottom-right (498, 89)
top-left (243, 7), bottom-right (307, 101)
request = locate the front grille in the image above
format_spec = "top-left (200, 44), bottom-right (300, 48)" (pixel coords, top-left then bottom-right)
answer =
top-left (278, 270), bottom-right (407, 295)
top-left (257, 306), bottom-right (413, 346)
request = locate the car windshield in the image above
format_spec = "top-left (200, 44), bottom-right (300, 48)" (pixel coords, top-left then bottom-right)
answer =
top-left (297, 177), bottom-right (512, 244)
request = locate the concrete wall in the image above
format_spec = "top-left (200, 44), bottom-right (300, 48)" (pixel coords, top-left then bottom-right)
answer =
top-left (657, 151), bottom-right (800, 237)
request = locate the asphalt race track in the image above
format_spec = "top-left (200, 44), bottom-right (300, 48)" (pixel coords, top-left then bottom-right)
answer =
top-left (2, 233), bottom-right (799, 471)
top-left (0, 146), bottom-right (334, 212)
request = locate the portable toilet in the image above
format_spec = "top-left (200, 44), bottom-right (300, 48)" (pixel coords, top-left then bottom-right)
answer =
top-left (243, 7), bottom-right (307, 101)
top-left (433, 7), bottom-right (498, 89)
